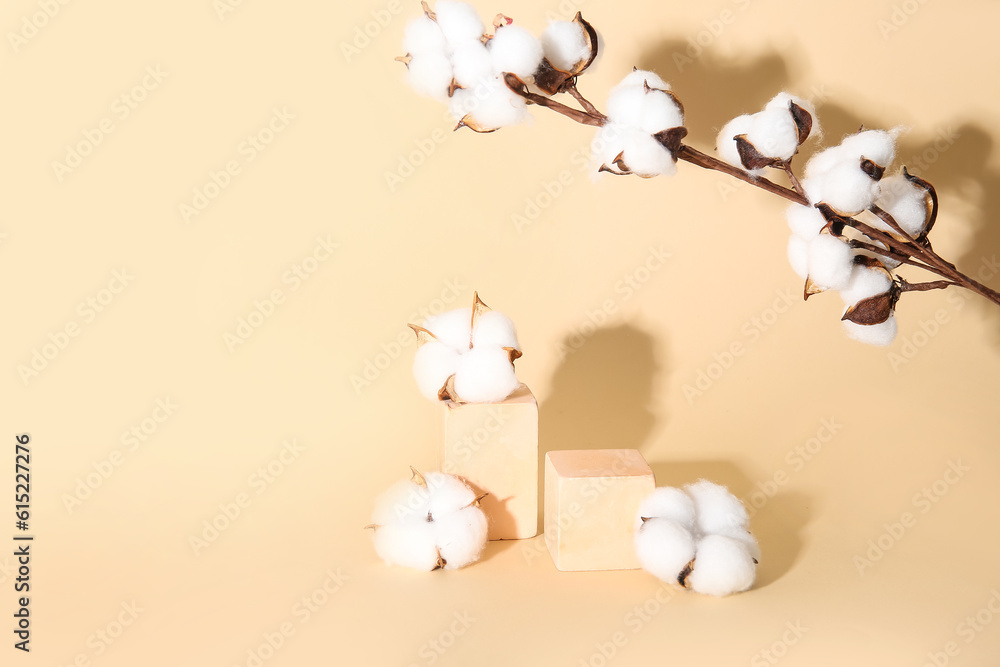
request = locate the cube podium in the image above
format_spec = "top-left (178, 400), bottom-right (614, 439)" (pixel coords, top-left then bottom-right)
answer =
top-left (544, 449), bottom-right (655, 571)
top-left (440, 384), bottom-right (538, 540)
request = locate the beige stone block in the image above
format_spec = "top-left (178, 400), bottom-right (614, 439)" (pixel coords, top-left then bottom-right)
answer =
top-left (544, 449), bottom-right (655, 571)
top-left (440, 384), bottom-right (538, 540)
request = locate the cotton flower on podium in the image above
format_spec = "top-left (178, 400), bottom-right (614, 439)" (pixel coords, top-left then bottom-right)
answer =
top-left (592, 69), bottom-right (686, 178)
top-left (717, 92), bottom-right (818, 173)
top-left (410, 292), bottom-right (522, 403)
top-left (367, 467), bottom-right (488, 571)
top-left (635, 481), bottom-right (759, 597)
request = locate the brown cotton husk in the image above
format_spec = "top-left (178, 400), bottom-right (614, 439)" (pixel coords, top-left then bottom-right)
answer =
top-left (734, 135), bottom-right (783, 170)
top-left (408, 324), bottom-right (438, 347)
top-left (653, 127), bottom-right (688, 158)
top-left (842, 291), bottom-right (895, 325)
top-left (409, 466), bottom-right (428, 488)
top-left (789, 101), bottom-right (813, 145)
top-left (804, 277), bottom-right (825, 300)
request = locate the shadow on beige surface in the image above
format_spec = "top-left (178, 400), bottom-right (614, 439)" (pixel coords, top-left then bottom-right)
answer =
top-left (649, 459), bottom-right (812, 589)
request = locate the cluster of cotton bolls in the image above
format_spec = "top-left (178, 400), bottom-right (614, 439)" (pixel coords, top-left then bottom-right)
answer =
top-left (634, 481), bottom-right (759, 597)
top-left (411, 293), bottom-right (522, 403)
top-left (368, 467), bottom-right (489, 571)
top-left (400, 1), bottom-right (597, 132)
top-left (591, 70), bottom-right (686, 178)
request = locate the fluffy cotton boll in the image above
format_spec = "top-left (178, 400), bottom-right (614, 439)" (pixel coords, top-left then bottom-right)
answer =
top-left (635, 519), bottom-right (696, 583)
top-left (639, 90), bottom-right (684, 135)
top-left (716, 115), bottom-right (763, 177)
top-left (684, 480), bottom-right (749, 535)
top-left (423, 308), bottom-right (472, 351)
top-left (786, 203), bottom-right (827, 240)
top-left (371, 479), bottom-right (431, 527)
top-left (468, 77), bottom-right (530, 129)
top-left (489, 25), bottom-right (544, 79)
top-left (541, 21), bottom-right (590, 71)
top-left (841, 129), bottom-right (897, 168)
top-left (840, 264), bottom-right (893, 308)
top-left (843, 316), bottom-right (898, 346)
top-left (714, 528), bottom-right (761, 563)
top-left (606, 84), bottom-right (646, 128)
top-left (746, 108), bottom-right (800, 160)
top-left (804, 145), bottom-right (849, 180)
top-left (635, 487), bottom-right (696, 529)
top-left (765, 92), bottom-right (820, 139)
top-left (787, 235), bottom-right (810, 280)
top-left (622, 130), bottom-right (676, 177)
top-left (471, 310), bottom-right (520, 351)
top-left (617, 69), bottom-right (669, 91)
top-left (424, 472), bottom-right (477, 517)
top-left (807, 234), bottom-right (854, 290)
top-left (406, 54), bottom-right (454, 102)
top-left (413, 341), bottom-right (461, 401)
top-left (451, 41), bottom-right (494, 89)
top-left (875, 174), bottom-right (929, 237)
top-left (453, 347), bottom-right (520, 403)
top-left (819, 160), bottom-right (880, 215)
top-left (687, 534), bottom-right (757, 596)
top-left (434, 506), bottom-right (488, 569)
top-left (372, 522), bottom-right (441, 571)
top-left (403, 16), bottom-right (448, 56)
top-left (434, 1), bottom-right (485, 46)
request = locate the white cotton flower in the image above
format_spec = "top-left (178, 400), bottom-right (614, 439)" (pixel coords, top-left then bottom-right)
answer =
top-left (635, 518), bottom-right (696, 583)
top-left (451, 41), bottom-right (493, 89)
top-left (687, 534), bottom-right (757, 596)
top-left (787, 235), bottom-right (810, 280)
top-left (636, 486), bottom-right (696, 528)
top-left (606, 84), bottom-right (646, 128)
top-left (874, 174), bottom-right (930, 237)
top-left (434, 1), bottom-right (485, 46)
top-left (841, 129), bottom-right (897, 168)
top-left (684, 480), bottom-right (749, 535)
top-left (541, 20), bottom-right (590, 71)
top-left (413, 341), bottom-right (461, 400)
top-left (804, 145), bottom-right (848, 180)
top-left (453, 347), bottom-right (521, 403)
top-left (406, 53), bottom-right (454, 102)
top-left (716, 114), bottom-right (763, 177)
top-left (843, 316), bottom-right (898, 346)
top-left (370, 471), bottom-right (488, 571)
top-left (424, 307), bottom-right (472, 351)
top-left (839, 263), bottom-right (893, 308)
top-left (765, 92), bottom-right (820, 140)
top-left (745, 107), bottom-right (799, 161)
top-left (489, 24), bottom-right (544, 79)
top-left (403, 16), bottom-right (449, 56)
top-left (807, 234), bottom-right (854, 290)
top-left (786, 203), bottom-right (827, 240)
top-left (817, 160), bottom-right (881, 215)
top-left (622, 129), bottom-right (676, 177)
top-left (639, 89), bottom-right (684, 135)
top-left (472, 310), bottom-right (520, 351)
top-left (465, 76), bottom-right (530, 129)
top-left (617, 69), bottom-right (669, 90)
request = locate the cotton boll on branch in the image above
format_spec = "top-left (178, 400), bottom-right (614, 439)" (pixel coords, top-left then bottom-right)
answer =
top-left (745, 107), bottom-right (799, 161)
top-left (840, 129), bottom-right (898, 169)
top-left (453, 347), bottom-right (521, 403)
top-left (839, 263), bottom-right (893, 308)
top-left (786, 203), bottom-right (827, 240)
top-left (716, 115), bottom-right (762, 177)
top-left (489, 24), bottom-right (544, 79)
top-left (875, 174), bottom-right (930, 237)
top-left (687, 534), bottom-right (757, 596)
top-left (635, 518), bottom-right (696, 583)
top-left (406, 54), bottom-right (454, 102)
top-left (818, 160), bottom-right (881, 215)
top-left (541, 20), bottom-right (590, 71)
top-left (617, 68), bottom-right (669, 91)
top-left (472, 310), bottom-right (520, 351)
top-left (843, 316), bottom-right (898, 346)
top-left (606, 84), bottom-right (646, 128)
top-left (464, 77), bottom-right (531, 130)
top-left (403, 16), bottom-right (448, 56)
top-left (434, 0), bottom-right (485, 45)
top-left (807, 234), bottom-right (854, 291)
top-left (765, 92), bottom-right (820, 140)
top-left (787, 235), bottom-right (810, 280)
top-left (639, 90), bottom-right (684, 135)
top-left (622, 130), bottom-right (676, 178)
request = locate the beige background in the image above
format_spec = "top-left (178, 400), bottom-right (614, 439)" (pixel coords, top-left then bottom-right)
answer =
top-left (3, 0), bottom-right (1000, 665)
